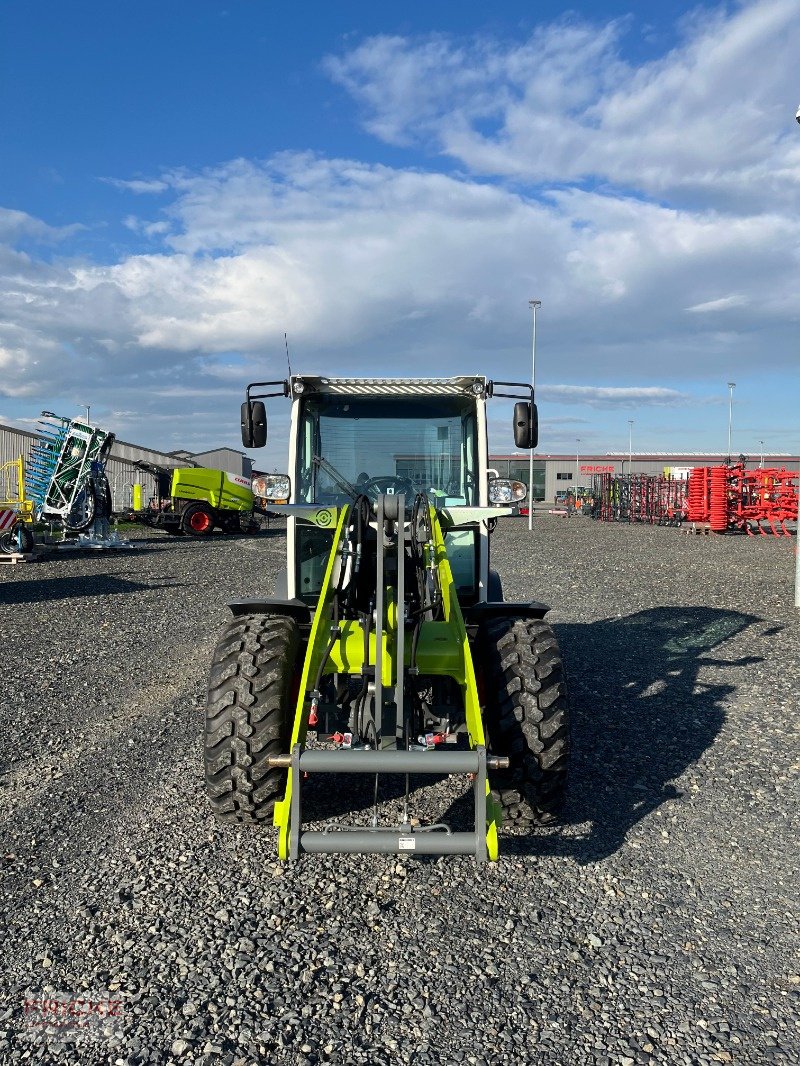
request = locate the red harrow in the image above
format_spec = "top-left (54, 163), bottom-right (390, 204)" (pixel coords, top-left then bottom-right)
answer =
top-left (686, 464), bottom-right (798, 535)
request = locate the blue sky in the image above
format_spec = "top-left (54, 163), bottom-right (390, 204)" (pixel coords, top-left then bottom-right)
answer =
top-left (1, 0), bottom-right (798, 466)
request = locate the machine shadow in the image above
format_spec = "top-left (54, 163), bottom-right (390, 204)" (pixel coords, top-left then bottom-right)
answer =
top-left (299, 605), bottom-right (768, 855)
top-left (0, 574), bottom-right (186, 605)
top-left (497, 605), bottom-right (766, 862)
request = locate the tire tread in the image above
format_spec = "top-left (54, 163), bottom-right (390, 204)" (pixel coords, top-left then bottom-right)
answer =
top-left (204, 613), bottom-right (299, 825)
top-left (481, 617), bottom-right (570, 827)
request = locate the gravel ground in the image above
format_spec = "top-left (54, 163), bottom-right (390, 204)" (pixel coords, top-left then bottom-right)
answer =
top-left (0, 517), bottom-right (798, 1065)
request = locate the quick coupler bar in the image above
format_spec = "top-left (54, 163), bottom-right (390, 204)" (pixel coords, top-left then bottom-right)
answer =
top-left (269, 750), bottom-right (509, 773)
top-left (299, 830), bottom-right (481, 855)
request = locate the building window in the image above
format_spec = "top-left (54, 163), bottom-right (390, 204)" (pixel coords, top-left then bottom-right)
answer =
top-left (556, 472), bottom-right (573, 480)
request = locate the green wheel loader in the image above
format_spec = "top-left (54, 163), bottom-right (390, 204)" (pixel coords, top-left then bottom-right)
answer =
top-left (204, 375), bottom-right (570, 862)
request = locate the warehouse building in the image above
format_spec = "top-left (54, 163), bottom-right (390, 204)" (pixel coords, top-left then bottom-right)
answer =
top-left (0, 419), bottom-right (252, 512)
top-left (490, 452), bottom-right (800, 504)
top-left (2, 414), bottom-right (794, 512)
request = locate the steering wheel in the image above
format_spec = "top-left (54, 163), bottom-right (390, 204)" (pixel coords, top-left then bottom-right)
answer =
top-left (361, 475), bottom-right (416, 501)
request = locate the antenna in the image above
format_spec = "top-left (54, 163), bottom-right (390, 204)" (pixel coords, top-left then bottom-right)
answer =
top-left (284, 332), bottom-right (292, 378)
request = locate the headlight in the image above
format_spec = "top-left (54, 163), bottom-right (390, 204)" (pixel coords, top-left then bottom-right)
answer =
top-left (488, 478), bottom-right (527, 505)
top-left (253, 474), bottom-right (292, 500)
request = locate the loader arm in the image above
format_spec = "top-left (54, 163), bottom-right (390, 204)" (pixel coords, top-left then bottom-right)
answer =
top-left (272, 495), bottom-right (503, 862)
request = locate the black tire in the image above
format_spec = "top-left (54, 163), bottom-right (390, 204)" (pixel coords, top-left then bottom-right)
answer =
top-left (18, 526), bottom-right (34, 554)
top-left (182, 503), bottom-right (215, 537)
top-left (205, 613), bottom-right (300, 824)
top-left (64, 481), bottom-right (96, 532)
top-left (0, 524), bottom-right (33, 554)
top-left (481, 617), bottom-right (570, 826)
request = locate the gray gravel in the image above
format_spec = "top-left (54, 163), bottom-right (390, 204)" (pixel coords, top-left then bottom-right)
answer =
top-left (1, 516), bottom-right (798, 1065)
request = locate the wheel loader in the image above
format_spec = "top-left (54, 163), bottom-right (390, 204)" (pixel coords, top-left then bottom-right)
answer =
top-left (204, 375), bottom-right (570, 862)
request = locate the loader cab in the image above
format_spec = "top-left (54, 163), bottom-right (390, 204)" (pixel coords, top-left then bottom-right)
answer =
top-left (241, 375), bottom-right (536, 608)
top-left (286, 377), bottom-right (491, 606)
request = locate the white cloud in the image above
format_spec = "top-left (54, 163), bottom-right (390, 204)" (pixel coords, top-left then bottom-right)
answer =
top-left (541, 385), bottom-right (690, 407)
top-left (104, 178), bottom-right (170, 195)
top-left (686, 294), bottom-right (750, 313)
top-left (326, 0), bottom-right (800, 207)
top-left (1, 155), bottom-right (799, 417)
top-left (0, 207), bottom-right (82, 244)
top-left (1, 1), bottom-right (799, 453)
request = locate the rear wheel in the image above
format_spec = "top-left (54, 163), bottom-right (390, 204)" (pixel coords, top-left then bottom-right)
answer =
top-left (182, 503), bottom-right (215, 537)
top-left (481, 617), bottom-right (570, 826)
top-left (205, 613), bottom-right (300, 824)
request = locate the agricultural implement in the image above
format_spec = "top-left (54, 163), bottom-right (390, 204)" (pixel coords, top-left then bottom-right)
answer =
top-left (687, 463), bottom-right (799, 535)
top-left (127, 462), bottom-right (260, 536)
top-left (204, 376), bottom-right (570, 863)
top-left (23, 412), bottom-right (115, 531)
top-left (592, 473), bottom-right (687, 525)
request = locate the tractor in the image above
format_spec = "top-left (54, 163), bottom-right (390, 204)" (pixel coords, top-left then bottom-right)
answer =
top-left (204, 376), bottom-right (570, 862)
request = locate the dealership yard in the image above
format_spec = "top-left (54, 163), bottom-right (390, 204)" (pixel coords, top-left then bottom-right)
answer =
top-left (0, 516), bottom-right (798, 1065)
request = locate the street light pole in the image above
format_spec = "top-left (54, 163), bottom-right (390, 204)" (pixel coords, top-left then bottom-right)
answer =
top-left (575, 439), bottom-right (581, 508)
top-left (792, 107), bottom-right (799, 608)
top-left (628, 420), bottom-right (634, 472)
top-left (727, 382), bottom-right (736, 463)
top-left (759, 440), bottom-right (764, 467)
top-left (527, 299), bottom-right (541, 531)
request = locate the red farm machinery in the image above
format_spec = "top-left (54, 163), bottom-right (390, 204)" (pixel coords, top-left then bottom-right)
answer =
top-left (686, 464), bottom-right (798, 536)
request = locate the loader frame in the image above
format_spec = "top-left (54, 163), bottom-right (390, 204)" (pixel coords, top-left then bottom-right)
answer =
top-left (212, 374), bottom-right (558, 863)
top-left (265, 498), bottom-right (508, 861)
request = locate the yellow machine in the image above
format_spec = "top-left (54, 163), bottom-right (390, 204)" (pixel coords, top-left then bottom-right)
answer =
top-left (0, 457), bottom-right (34, 522)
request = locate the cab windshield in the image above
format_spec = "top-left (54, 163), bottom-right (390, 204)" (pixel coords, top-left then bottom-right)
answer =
top-left (296, 395), bottom-right (479, 506)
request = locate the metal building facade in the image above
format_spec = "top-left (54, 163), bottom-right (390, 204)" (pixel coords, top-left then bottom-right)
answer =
top-left (190, 448), bottom-right (253, 478)
top-left (490, 453), bottom-right (800, 504)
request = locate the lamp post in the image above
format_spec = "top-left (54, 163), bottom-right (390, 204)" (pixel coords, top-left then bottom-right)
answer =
top-left (81, 405), bottom-right (91, 424)
top-left (527, 299), bottom-right (541, 531)
top-left (759, 440), bottom-right (764, 468)
top-left (726, 382), bottom-right (736, 463)
top-left (793, 107), bottom-right (800, 608)
top-left (628, 420), bottom-right (634, 472)
top-left (575, 439), bottom-right (581, 509)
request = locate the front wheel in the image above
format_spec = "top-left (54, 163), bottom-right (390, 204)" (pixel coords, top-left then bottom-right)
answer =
top-left (204, 613), bottom-right (300, 824)
top-left (481, 617), bottom-right (570, 827)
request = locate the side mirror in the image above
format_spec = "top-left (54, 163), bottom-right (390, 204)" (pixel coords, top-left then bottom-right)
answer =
top-left (513, 401), bottom-right (538, 449)
top-left (241, 400), bottom-right (267, 448)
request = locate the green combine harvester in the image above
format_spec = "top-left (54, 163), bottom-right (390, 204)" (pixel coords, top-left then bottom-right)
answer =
top-left (204, 375), bottom-right (570, 862)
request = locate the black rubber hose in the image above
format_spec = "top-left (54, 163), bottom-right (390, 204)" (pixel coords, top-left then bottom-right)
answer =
top-left (355, 603), bottom-right (372, 737)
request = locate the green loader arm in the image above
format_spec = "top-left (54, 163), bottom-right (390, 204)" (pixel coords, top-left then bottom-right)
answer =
top-left (273, 500), bottom-right (502, 862)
